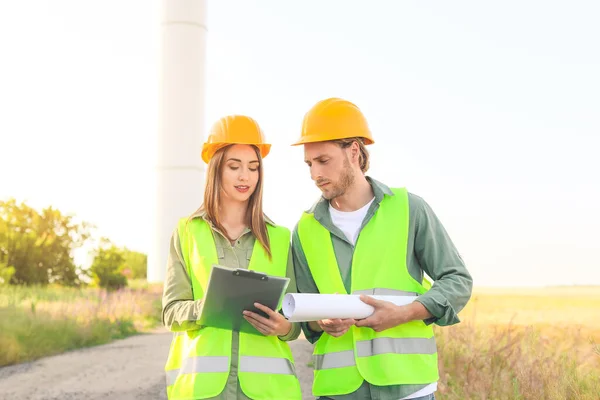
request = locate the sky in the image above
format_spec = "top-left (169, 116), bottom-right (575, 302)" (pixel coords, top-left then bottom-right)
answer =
top-left (0, 0), bottom-right (599, 287)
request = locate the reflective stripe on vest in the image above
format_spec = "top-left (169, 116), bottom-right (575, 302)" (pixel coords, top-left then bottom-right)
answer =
top-left (353, 288), bottom-right (418, 296)
top-left (166, 355), bottom-right (296, 386)
top-left (313, 337), bottom-right (437, 370)
top-left (239, 356), bottom-right (297, 375)
top-left (164, 218), bottom-right (302, 400)
top-left (166, 356), bottom-right (229, 385)
top-left (297, 187), bottom-right (439, 396)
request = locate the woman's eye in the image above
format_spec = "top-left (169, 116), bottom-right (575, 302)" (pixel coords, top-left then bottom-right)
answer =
top-left (249, 168), bottom-right (258, 172)
top-left (229, 166), bottom-right (239, 170)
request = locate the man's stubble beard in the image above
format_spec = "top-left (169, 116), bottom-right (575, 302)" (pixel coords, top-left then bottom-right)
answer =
top-left (322, 155), bottom-right (355, 201)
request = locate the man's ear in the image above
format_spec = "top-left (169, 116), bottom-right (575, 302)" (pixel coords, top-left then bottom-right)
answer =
top-left (350, 141), bottom-right (360, 163)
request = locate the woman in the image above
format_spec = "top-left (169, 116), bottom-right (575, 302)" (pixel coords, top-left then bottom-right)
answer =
top-left (161, 115), bottom-right (302, 400)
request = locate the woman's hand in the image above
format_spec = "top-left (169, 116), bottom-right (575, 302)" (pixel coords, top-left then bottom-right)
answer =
top-left (317, 318), bottom-right (356, 337)
top-left (243, 302), bottom-right (292, 336)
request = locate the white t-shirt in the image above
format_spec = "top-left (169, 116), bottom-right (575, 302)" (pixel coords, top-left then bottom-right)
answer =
top-left (329, 197), bottom-right (438, 400)
top-left (402, 383), bottom-right (437, 399)
top-left (328, 197), bottom-right (375, 245)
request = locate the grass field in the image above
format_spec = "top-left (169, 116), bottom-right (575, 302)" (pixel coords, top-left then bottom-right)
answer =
top-left (2, 283), bottom-right (598, 399)
top-left (0, 280), bottom-right (162, 366)
top-left (435, 286), bottom-right (600, 400)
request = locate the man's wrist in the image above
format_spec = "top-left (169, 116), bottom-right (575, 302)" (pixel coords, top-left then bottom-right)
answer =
top-left (406, 301), bottom-right (433, 321)
top-left (390, 302), bottom-right (432, 326)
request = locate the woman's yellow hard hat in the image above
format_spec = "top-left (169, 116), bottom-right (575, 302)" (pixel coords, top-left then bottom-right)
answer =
top-left (201, 115), bottom-right (271, 163)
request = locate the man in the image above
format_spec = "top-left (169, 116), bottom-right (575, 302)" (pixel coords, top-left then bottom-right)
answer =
top-left (290, 97), bottom-right (473, 400)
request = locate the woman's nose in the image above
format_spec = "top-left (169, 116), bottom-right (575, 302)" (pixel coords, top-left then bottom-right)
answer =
top-left (238, 167), bottom-right (250, 181)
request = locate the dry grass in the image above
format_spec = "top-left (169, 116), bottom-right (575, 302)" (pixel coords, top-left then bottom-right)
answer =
top-left (0, 281), bottom-right (163, 366)
top-left (3, 283), bottom-right (599, 399)
top-left (435, 286), bottom-right (600, 400)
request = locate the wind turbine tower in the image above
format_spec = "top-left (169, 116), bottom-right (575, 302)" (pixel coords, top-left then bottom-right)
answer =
top-left (148, 0), bottom-right (207, 282)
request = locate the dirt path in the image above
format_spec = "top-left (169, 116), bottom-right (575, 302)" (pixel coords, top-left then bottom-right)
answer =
top-left (0, 328), bottom-right (315, 400)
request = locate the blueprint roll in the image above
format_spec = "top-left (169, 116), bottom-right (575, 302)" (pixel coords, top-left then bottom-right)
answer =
top-left (282, 293), bottom-right (418, 322)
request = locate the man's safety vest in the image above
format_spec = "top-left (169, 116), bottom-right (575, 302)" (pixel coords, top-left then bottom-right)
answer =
top-left (297, 188), bottom-right (439, 397)
top-left (164, 218), bottom-right (302, 400)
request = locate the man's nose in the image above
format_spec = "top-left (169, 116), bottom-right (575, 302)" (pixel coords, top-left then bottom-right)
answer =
top-left (310, 165), bottom-right (321, 181)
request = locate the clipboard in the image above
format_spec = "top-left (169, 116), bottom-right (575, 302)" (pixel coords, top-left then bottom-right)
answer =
top-left (197, 265), bottom-right (290, 335)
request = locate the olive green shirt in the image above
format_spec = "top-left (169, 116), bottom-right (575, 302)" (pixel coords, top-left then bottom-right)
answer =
top-left (292, 177), bottom-right (473, 400)
top-left (162, 211), bottom-right (301, 400)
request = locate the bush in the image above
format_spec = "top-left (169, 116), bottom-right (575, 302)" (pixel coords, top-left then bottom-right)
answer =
top-left (90, 239), bottom-right (128, 290)
top-left (0, 262), bottom-right (15, 285)
top-left (122, 248), bottom-right (147, 279)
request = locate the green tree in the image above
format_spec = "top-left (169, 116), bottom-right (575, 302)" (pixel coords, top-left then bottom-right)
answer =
top-left (90, 238), bottom-right (128, 290)
top-left (0, 261), bottom-right (15, 285)
top-left (121, 248), bottom-right (147, 279)
top-left (0, 199), bottom-right (92, 286)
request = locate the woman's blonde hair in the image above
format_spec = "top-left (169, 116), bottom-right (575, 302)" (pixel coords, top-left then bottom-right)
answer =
top-left (197, 144), bottom-right (271, 258)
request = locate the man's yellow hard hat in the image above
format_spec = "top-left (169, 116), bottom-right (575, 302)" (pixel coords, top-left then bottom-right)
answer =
top-left (292, 97), bottom-right (374, 146)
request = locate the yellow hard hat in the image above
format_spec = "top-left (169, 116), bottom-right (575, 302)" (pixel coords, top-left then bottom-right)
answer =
top-left (291, 97), bottom-right (374, 146)
top-left (201, 115), bottom-right (271, 163)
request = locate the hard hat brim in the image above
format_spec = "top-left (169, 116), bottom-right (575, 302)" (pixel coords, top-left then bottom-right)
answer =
top-left (291, 135), bottom-right (374, 146)
top-left (202, 142), bottom-right (271, 164)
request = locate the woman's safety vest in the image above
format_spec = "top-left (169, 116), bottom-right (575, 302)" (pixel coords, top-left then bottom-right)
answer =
top-left (297, 188), bottom-right (439, 397)
top-left (164, 218), bottom-right (302, 400)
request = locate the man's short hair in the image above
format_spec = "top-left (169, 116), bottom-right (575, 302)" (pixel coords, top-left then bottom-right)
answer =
top-left (334, 137), bottom-right (370, 173)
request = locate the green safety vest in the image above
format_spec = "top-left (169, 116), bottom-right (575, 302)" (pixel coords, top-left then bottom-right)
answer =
top-left (164, 218), bottom-right (302, 400)
top-left (297, 188), bottom-right (439, 397)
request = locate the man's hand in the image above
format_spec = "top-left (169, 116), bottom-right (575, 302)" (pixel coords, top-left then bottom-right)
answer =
top-left (317, 318), bottom-right (356, 337)
top-left (355, 295), bottom-right (432, 332)
top-left (243, 303), bottom-right (292, 336)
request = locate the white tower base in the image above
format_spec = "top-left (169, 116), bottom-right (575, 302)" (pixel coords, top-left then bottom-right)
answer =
top-left (148, 0), bottom-right (207, 283)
